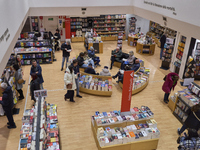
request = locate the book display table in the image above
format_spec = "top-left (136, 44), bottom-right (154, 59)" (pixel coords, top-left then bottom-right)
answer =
top-left (79, 72), bottom-right (112, 97)
top-left (71, 36), bottom-right (84, 42)
top-left (88, 42), bottom-right (103, 54)
top-left (128, 36), bottom-right (138, 47)
top-left (91, 107), bottom-right (159, 150)
top-left (136, 43), bottom-right (155, 55)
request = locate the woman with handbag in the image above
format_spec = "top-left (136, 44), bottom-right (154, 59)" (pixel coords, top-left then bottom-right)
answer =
top-left (178, 103), bottom-right (200, 136)
top-left (13, 64), bottom-right (24, 100)
top-left (64, 65), bottom-right (76, 102)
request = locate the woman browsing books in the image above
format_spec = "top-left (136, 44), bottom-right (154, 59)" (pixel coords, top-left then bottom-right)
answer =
top-left (64, 65), bottom-right (76, 102)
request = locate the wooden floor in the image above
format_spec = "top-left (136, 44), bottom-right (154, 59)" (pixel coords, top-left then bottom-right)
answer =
top-left (1, 41), bottom-right (199, 150)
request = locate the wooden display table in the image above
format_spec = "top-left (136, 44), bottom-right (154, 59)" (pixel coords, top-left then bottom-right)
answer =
top-left (119, 79), bottom-right (149, 95)
top-left (136, 43), bottom-right (155, 55)
top-left (88, 42), bottom-right (103, 54)
top-left (128, 36), bottom-right (138, 47)
top-left (101, 36), bottom-right (118, 41)
top-left (71, 37), bottom-right (84, 42)
top-left (91, 119), bottom-right (159, 150)
top-left (79, 72), bottom-right (112, 97)
top-left (168, 97), bottom-right (178, 112)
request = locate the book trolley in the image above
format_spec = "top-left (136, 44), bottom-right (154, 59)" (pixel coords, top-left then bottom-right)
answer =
top-left (79, 72), bottom-right (112, 97)
top-left (91, 107), bottom-right (159, 150)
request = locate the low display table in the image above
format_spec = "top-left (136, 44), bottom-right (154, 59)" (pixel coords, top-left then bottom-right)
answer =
top-left (128, 36), bottom-right (138, 47)
top-left (136, 43), bottom-right (155, 55)
top-left (88, 42), bottom-right (103, 54)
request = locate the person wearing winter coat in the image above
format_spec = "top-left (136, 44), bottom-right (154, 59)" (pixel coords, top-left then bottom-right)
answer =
top-left (110, 47), bottom-right (122, 69)
top-left (100, 66), bottom-right (111, 76)
top-left (64, 65), bottom-right (76, 102)
top-left (162, 72), bottom-right (179, 103)
top-left (84, 64), bottom-right (98, 75)
top-left (120, 51), bottom-right (135, 69)
top-left (61, 41), bottom-right (72, 71)
top-left (54, 29), bottom-right (61, 51)
top-left (30, 74), bottom-right (40, 102)
top-left (88, 46), bottom-right (100, 66)
top-left (13, 64), bottom-right (24, 100)
top-left (160, 33), bottom-right (166, 59)
top-left (30, 60), bottom-right (44, 89)
top-left (0, 83), bottom-right (16, 129)
top-left (131, 59), bottom-right (140, 72)
top-left (178, 103), bottom-right (200, 136)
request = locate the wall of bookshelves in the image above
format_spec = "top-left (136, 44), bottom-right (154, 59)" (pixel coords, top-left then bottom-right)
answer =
top-left (13, 40), bottom-right (53, 65)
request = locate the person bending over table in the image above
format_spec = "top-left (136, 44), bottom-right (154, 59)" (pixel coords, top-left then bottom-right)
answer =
top-left (84, 64), bottom-right (99, 75)
top-left (110, 47), bottom-right (122, 70)
top-left (120, 51), bottom-right (135, 70)
top-left (88, 46), bottom-right (100, 66)
top-left (77, 52), bottom-right (95, 68)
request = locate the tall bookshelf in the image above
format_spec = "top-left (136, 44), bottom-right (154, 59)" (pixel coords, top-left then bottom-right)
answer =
top-left (129, 17), bottom-right (137, 33)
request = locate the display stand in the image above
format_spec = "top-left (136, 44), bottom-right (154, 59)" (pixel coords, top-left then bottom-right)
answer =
top-left (168, 97), bottom-right (178, 112)
top-left (136, 43), bottom-right (155, 55)
top-left (91, 118), bottom-right (159, 150)
top-left (117, 32), bottom-right (123, 50)
top-left (128, 36), bottom-right (138, 47)
top-left (88, 42), bottom-right (103, 54)
top-left (71, 37), bottom-right (84, 42)
top-left (79, 72), bottom-right (112, 97)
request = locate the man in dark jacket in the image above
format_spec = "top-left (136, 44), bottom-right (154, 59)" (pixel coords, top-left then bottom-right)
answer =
top-left (160, 33), bottom-right (166, 59)
top-left (30, 60), bottom-right (44, 89)
top-left (131, 59), bottom-right (140, 72)
top-left (84, 64), bottom-right (97, 75)
top-left (110, 47), bottom-right (122, 70)
top-left (54, 29), bottom-right (61, 51)
top-left (0, 83), bottom-right (16, 129)
top-left (70, 59), bottom-right (82, 98)
top-left (61, 41), bottom-right (71, 71)
top-left (88, 46), bottom-right (100, 66)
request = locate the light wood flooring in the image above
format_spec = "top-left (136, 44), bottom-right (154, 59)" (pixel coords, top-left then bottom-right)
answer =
top-left (1, 41), bottom-right (199, 150)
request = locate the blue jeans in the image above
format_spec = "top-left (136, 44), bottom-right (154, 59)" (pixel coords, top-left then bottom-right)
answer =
top-left (40, 83), bottom-right (43, 89)
top-left (160, 48), bottom-right (164, 59)
top-left (81, 59), bottom-right (95, 68)
top-left (93, 57), bottom-right (100, 65)
top-left (75, 78), bottom-right (79, 95)
top-left (62, 56), bottom-right (69, 68)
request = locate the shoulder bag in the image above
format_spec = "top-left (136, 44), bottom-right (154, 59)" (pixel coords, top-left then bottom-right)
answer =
top-left (66, 73), bottom-right (73, 89)
top-left (193, 111), bottom-right (200, 121)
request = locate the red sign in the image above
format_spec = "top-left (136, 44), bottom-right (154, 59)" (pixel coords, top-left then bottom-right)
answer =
top-left (121, 70), bottom-right (134, 112)
top-left (65, 18), bottom-right (71, 39)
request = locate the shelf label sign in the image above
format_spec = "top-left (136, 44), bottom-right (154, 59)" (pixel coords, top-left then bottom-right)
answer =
top-left (121, 70), bottom-right (134, 112)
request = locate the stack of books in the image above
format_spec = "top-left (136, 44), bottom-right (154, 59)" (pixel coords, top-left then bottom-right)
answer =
top-left (97, 119), bottom-right (160, 147)
top-left (93, 106), bottom-right (154, 126)
top-left (79, 75), bottom-right (112, 91)
top-left (14, 47), bottom-right (52, 53)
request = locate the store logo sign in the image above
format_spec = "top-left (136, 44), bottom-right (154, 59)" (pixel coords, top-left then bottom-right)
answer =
top-left (0, 28), bottom-right (10, 44)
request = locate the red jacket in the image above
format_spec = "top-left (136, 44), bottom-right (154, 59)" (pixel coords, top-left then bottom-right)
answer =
top-left (162, 73), bottom-right (179, 93)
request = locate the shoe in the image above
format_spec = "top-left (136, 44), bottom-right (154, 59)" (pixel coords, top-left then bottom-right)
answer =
top-left (110, 67), bottom-right (112, 70)
top-left (7, 125), bottom-right (16, 129)
top-left (177, 128), bottom-right (181, 135)
top-left (70, 100), bottom-right (75, 102)
top-left (7, 122), bottom-right (9, 125)
top-left (116, 81), bottom-right (119, 83)
top-left (112, 76), bottom-right (116, 79)
top-left (76, 95), bottom-right (82, 98)
top-left (61, 68), bottom-right (63, 71)
top-left (18, 97), bottom-right (24, 100)
top-left (97, 64), bottom-right (101, 66)
top-left (164, 100), bottom-right (169, 104)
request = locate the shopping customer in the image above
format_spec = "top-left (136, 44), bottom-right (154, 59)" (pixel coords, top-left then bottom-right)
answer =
top-left (162, 73), bottom-right (179, 103)
top-left (88, 46), bottom-right (101, 66)
top-left (110, 47), bottom-right (122, 70)
top-left (77, 52), bottom-right (94, 68)
top-left (112, 65), bottom-right (131, 83)
top-left (30, 73), bottom-right (40, 102)
top-left (64, 65), bottom-right (76, 102)
top-left (0, 83), bottom-right (16, 129)
top-left (120, 51), bottom-right (135, 70)
top-left (61, 41), bottom-right (72, 71)
top-left (160, 33), bottom-right (166, 59)
top-left (13, 64), bottom-right (24, 100)
top-left (71, 59), bottom-right (82, 98)
top-left (131, 59), bottom-right (140, 72)
top-left (177, 103), bottom-right (200, 136)
top-left (30, 60), bottom-right (44, 89)
top-left (54, 29), bottom-right (61, 51)
top-left (100, 66), bottom-right (111, 76)
top-left (84, 64), bottom-right (98, 75)
top-left (83, 51), bottom-right (95, 67)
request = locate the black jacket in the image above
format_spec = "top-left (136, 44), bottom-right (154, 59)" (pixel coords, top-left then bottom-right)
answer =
top-left (77, 56), bottom-right (85, 67)
top-left (0, 86), bottom-right (13, 111)
top-left (184, 108), bottom-right (200, 130)
top-left (54, 33), bottom-right (60, 41)
top-left (160, 35), bottom-right (166, 48)
top-left (131, 63), bottom-right (140, 72)
top-left (84, 67), bottom-right (96, 75)
top-left (30, 78), bottom-right (40, 100)
top-left (70, 63), bottom-right (80, 76)
top-left (61, 43), bottom-right (71, 57)
top-left (30, 64), bottom-right (44, 84)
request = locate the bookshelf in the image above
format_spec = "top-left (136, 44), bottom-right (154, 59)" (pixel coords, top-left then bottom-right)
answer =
top-left (31, 16), bottom-right (39, 32)
top-left (129, 17), bottom-right (137, 33)
top-left (136, 43), bottom-right (155, 55)
top-left (13, 39), bottom-right (53, 65)
top-left (117, 32), bottom-right (123, 50)
top-left (79, 72), bottom-right (112, 97)
top-left (174, 36), bottom-right (186, 74)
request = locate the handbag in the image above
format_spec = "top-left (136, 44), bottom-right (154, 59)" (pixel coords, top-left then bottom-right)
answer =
top-left (66, 84), bottom-right (72, 89)
top-left (18, 79), bottom-right (25, 84)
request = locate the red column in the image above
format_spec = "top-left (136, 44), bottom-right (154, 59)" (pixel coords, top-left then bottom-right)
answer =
top-left (65, 18), bottom-right (71, 39)
top-left (121, 70), bottom-right (134, 112)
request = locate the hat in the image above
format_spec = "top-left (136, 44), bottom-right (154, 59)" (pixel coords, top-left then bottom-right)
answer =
top-left (104, 66), bottom-right (108, 69)
top-left (90, 46), bottom-right (94, 50)
top-left (129, 51), bottom-right (134, 55)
